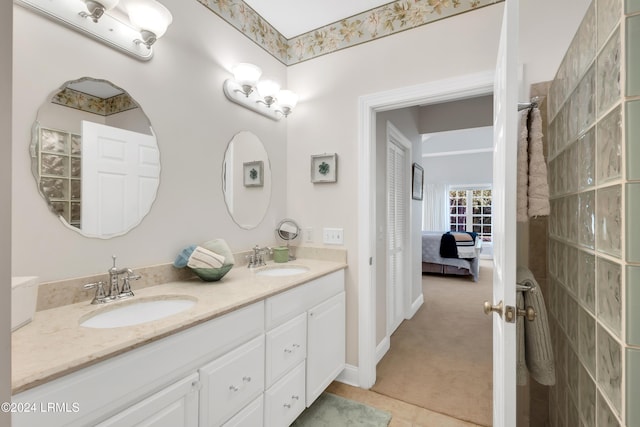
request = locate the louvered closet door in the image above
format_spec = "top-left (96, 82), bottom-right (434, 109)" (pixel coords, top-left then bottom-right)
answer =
top-left (387, 141), bottom-right (406, 335)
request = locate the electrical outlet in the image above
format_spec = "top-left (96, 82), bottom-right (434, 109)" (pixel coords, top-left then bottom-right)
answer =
top-left (303, 227), bottom-right (314, 243)
top-left (323, 228), bottom-right (344, 245)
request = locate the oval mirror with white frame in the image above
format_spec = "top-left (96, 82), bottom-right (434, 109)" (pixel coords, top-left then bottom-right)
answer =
top-left (222, 131), bottom-right (272, 229)
top-left (30, 77), bottom-right (161, 239)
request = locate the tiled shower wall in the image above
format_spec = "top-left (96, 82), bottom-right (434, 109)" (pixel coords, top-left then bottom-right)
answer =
top-left (547, 0), bottom-right (640, 426)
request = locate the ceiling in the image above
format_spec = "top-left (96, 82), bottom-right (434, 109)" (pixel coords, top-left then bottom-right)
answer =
top-left (242, 0), bottom-right (395, 39)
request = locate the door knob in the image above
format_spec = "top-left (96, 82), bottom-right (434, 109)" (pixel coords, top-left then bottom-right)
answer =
top-left (483, 300), bottom-right (503, 317)
top-left (518, 306), bottom-right (536, 321)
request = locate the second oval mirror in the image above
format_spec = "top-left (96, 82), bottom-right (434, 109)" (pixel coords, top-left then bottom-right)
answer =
top-left (222, 131), bottom-right (272, 229)
top-left (30, 77), bottom-right (161, 238)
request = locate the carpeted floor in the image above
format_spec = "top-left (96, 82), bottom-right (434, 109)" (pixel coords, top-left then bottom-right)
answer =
top-left (372, 260), bottom-right (494, 426)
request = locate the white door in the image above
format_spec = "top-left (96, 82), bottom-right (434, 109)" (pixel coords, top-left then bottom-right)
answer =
top-left (386, 126), bottom-right (409, 335)
top-left (81, 121), bottom-right (160, 237)
top-left (490, 0), bottom-right (519, 426)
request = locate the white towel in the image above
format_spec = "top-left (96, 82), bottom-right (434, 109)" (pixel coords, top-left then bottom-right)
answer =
top-left (187, 246), bottom-right (226, 269)
top-left (517, 266), bottom-right (556, 386)
top-left (516, 290), bottom-right (528, 385)
top-left (517, 110), bottom-right (529, 223)
top-left (527, 108), bottom-right (550, 217)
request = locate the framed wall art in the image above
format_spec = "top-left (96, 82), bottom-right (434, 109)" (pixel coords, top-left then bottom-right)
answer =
top-left (412, 162), bottom-right (424, 200)
top-left (311, 153), bottom-right (338, 183)
top-left (243, 160), bottom-right (264, 187)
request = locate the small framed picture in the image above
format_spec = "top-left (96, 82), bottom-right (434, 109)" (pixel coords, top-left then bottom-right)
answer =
top-left (243, 161), bottom-right (264, 187)
top-left (412, 163), bottom-right (424, 200)
top-left (311, 153), bottom-right (338, 183)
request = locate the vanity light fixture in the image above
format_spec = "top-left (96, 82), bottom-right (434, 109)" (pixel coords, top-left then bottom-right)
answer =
top-left (79, 0), bottom-right (119, 23)
top-left (126, 0), bottom-right (173, 49)
top-left (223, 63), bottom-right (299, 121)
top-left (15, 0), bottom-right (173, 61)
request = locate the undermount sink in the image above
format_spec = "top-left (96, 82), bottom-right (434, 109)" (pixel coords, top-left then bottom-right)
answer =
top-left (255, 265), bottom-right (310, 277)
top-left (80, 296), bottom-right (197, 329)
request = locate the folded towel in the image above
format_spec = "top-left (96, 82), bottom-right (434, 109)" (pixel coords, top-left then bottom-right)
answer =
top-left (187, 246), bottom-right (226, 269)
top-left (200, 238), bottom-right (234, 267)
top-left (517, 266), bottom-right (556, 385)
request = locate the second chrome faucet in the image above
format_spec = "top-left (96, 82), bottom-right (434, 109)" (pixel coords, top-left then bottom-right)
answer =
top-left (84, 255), bottom-right (142, 304)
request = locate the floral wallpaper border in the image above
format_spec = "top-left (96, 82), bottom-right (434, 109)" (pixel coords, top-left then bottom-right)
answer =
top-left (197, 0), bottom-right (503, 65)
top-left (52, 88), bottom-right (139, 116)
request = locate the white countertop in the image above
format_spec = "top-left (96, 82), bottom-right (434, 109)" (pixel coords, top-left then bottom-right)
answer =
top-left (11, 259), bottom-right (347, 394)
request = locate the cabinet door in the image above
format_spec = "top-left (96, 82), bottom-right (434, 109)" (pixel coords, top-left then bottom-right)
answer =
top-left (306, 292), bottom-right (346, 406)
top-left (95, 373), bottom-right (199, 427)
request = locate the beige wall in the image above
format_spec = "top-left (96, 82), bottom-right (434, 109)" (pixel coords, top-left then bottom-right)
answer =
top-left (1, 0), bottom-right (11, 420)
top-left (418, 95), bottom-right (493, 134)
top-left (12, 0), bottom-right (288, 282)
top-left (286, 0), bottom-right (590, 368)
top-left (11, 0), bottom-right (592, 375)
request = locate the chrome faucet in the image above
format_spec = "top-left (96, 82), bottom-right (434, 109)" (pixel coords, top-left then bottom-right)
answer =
top-left (84, 256), bottom-right (142, 304)
top-left (246, 245), bottom-right (271, 269)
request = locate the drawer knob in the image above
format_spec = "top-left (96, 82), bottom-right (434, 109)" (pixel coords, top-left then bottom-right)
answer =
top-left (242, 376), bottom-right (252, 383)
top-left (283, 403), bottom-right (291, 409)
top-left (291, 395), bottom-right (299, 401)
top-left (284, 348), bottom-right (292, 353)
top-left (229, 385), bottom-right (239, 392)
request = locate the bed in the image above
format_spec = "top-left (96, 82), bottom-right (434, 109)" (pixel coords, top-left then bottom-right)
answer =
top-left (421, 231), bottom-right (482, 281)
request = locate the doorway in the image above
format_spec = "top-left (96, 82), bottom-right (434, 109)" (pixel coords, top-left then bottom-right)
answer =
top-left (357, 70), bottom-right (495, 389)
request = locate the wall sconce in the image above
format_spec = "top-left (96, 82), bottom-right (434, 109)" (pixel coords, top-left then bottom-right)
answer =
top-left (223, 63), bottom-right (299, 121)
top-left (15, 0), bottom-right (173, 61)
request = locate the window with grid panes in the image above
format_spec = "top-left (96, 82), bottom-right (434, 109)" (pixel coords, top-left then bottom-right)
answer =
top-left (448, 188), bottom-right (492, 242)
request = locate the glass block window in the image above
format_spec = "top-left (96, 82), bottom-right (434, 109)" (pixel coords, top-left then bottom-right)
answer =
top-left (38, 127), bottom-right (82, 229)
top-left (449, 188), bottom-right (492, 242)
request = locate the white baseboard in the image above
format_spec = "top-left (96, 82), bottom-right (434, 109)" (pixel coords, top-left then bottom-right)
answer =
top-left (375, 336), bottom-right (390, 365)
top-left (335, 364), bottom-right (359, 387)
top-left (407, 293), bottom-right (424, 319)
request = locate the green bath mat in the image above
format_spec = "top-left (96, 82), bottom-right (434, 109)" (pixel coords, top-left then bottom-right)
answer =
top-left (292, 392), bottom-right (392, 427)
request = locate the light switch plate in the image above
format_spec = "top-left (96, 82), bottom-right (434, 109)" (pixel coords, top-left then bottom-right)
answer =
top-left (323, 228), bottom-right (344, 245)
top-left (303, 228), bottom-right (314, 243)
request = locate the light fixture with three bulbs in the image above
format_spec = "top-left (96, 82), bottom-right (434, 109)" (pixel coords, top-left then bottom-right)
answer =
top-left (16, 0), bottom-right (173, 60)
top-left (223, 63), bottom-right (299, 121)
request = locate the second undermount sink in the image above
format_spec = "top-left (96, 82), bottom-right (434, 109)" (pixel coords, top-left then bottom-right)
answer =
top-left (256, 265), bottom-right (310, 277)
top-left (80, 296), bottom-right (197, 329)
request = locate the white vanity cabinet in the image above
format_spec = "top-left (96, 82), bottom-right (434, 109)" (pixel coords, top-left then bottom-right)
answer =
top-left (12, 267), bottom-right (346, 427)
top-left (12, 302), bottom-right (264, 427)
top-left (264, 269), bottom-right (346, 417)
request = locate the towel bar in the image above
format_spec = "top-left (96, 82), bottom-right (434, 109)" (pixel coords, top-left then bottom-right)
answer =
top-left (516, 282), bottom-right (535, 292)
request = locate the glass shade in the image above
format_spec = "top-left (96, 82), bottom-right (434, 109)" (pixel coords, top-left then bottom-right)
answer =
top-left (232, 63), bottom-right (262, 87)
top-left (257, 80), bottom-right (281, 99)
top-left (126, 0), bottom-right (173, 38)
top-left (277, 90), bottom-right (299, 110)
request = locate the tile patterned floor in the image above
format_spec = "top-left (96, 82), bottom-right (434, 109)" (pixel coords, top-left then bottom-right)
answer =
top-left (326, 382), bottom-right (486, 427)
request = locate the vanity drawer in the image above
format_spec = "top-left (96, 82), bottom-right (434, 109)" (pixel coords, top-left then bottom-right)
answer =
top-left (264, 361), bottom-right (306, 427)
top-left (199, 335), bottom-right (265, 427)
top-left (221, 395), bottom-right (263, 427)
top-left (265, 269), bottom-right (344, 329)
top-left (265, 312), bottom-right (306, 387)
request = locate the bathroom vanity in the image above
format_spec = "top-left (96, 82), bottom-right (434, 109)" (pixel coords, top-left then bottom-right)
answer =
top-left (11, 259), bottom-right (346, 427)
